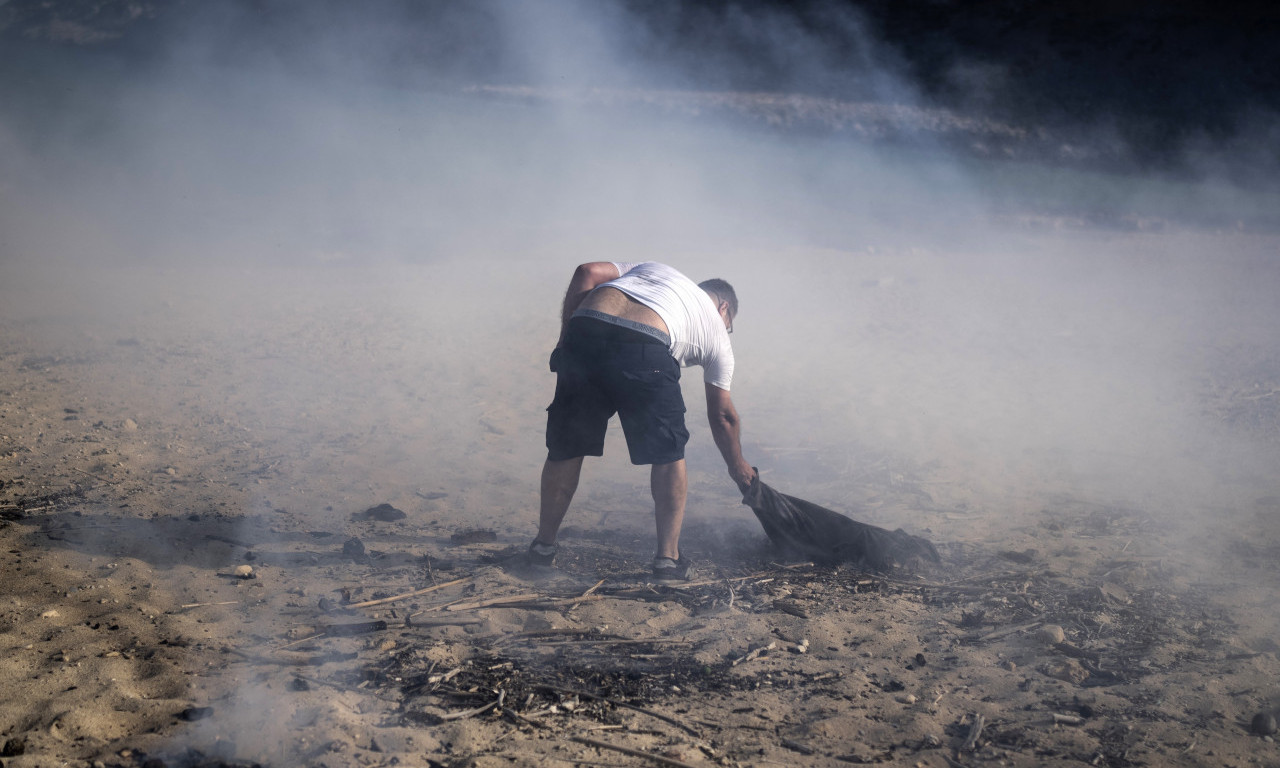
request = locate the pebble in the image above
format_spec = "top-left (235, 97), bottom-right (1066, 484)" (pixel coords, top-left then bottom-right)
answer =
top-left (123, 419), bottom-right (138, 431)
top-left (233, 565), bottom-right (255, 579)
top-left (896, 694), bottom-right (917, 705)
top-left (1251, 712), bottom-right (1277, 736)
top-left (40, 609), bottom-right (60, 619)
top-left (1037, 625), bottom-right (1066, 645)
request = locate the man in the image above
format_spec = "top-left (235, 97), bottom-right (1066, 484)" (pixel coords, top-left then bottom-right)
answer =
top-left (529, 261), bottom-right (755, 580)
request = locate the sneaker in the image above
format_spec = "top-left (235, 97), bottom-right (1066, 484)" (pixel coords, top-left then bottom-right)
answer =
top-left (526, 540), bottom-right (557, 567)
top-left (652, 555), bottom-right (692, 581)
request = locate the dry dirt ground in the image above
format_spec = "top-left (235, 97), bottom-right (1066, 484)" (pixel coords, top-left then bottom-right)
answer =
top-left (2, 234), bottom-right (1280, 768)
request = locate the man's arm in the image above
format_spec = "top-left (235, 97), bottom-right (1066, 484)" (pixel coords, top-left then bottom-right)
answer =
top-left (706, 383), bottom-right (755, 491)
top-left (556, 262), bottom-right (621, 346)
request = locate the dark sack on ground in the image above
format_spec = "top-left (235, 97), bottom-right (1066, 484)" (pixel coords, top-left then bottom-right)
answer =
top-left (741, 474), bottom-right (941, 572)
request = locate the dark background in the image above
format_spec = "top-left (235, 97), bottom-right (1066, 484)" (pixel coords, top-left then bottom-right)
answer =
top-left (2, 0), bottom-right (1277, 175)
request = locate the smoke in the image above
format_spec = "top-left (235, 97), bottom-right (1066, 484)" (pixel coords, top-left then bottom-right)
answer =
top-left (3, 3), bottom-right (1280, 757)
top-left (1, 0), bottom-right (1276, 512)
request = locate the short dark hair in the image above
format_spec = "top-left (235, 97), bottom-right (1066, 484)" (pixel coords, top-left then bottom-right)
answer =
top-left (698, 278), bottom-right (738, 319)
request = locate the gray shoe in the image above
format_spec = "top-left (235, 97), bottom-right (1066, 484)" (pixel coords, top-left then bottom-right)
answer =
top-left (652, 555), bottom-right (692, 581)
top-left (527, 540), bottom-right (557, 567)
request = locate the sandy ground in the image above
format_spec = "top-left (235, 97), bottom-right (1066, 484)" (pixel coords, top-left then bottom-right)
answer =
top-left (2, 232), bottom-right (1280, 768)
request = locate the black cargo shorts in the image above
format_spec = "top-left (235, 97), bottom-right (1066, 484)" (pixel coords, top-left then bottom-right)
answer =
top-left (546, 314), bottom-right (689, 465)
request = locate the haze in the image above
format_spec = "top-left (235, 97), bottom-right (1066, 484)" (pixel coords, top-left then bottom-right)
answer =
top-left (2, 0), bottom-right (1278, 563)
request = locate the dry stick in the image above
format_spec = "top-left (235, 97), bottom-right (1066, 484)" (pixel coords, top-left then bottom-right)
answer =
top-left (571, 735), bottom-right (702, 768)
top-left (494, 628), bottom-right (630, 645)
top-left (179, 600), bottom-right (240, 609)
top-left (72, 467), bottom-right (123, 485)
top-left (440, 700), bottom-right (499, 722)
top-left (275, 632), bottom-right (326, 651)
top-left (540, 685), bottom-right (701, 738)
top-left (346, 576), bottom-right (471, 609)
top-left (582, 578), bottom-right (606, 597)
top-left (961, 713), bottom-right (986, 752)
top-left (538, 638), bottom-right (691, 647)
top-left (405, 617), bottom-right (483, 628)
top-left (445, 593), bottom-right (545, 611)
top-left (407, 596), bottom-right (474, 618)
top-left (663, 571), bottom-right (774, 589)
top-left (942, 755), bottom-right (974, 768)
top-left (977, 621), bottom-right (1043, 642)
top-left (732, 642), bottom-right (776, 666)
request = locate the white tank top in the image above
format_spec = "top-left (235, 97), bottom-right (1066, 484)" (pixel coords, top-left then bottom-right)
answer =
top-left (606, 262), bottom-right (735, 390)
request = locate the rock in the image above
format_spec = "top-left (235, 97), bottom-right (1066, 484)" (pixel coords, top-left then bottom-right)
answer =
top-left (1251, 712), bottom-right (1277, 736)
top-left (41, 609), bottom-right (60, 619)
top-left (178, 706), bottom-right (214, 722)
top-left (123, 419), bottom-right (138, 431)
top-left (1001, 660), bottom-right (1017, 671)
top-left (357, 503), bottom-right (406, 522)
top-left (450, 529), bottom-right (498, 545)
top-left (1037, 625), bottom-right (1066, 645)
top-left (1, 737), bottom-right (26, 756)
top-left (896, 693), bottom-right (917, 704)
top-left (232, 565), bottom-right (255, 579)
top-left (1099, 582), bottom-right (1131, 604)
top-left (343, 538), bottom-right (366, 559)
top-left (1044, 659), bottom-right (1089, 685)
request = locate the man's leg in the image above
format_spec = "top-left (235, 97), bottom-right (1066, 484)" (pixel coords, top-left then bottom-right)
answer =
top-left (651, 459), bottom-right (687, 560)
top-left (538, 456), bottom-right (585, 545)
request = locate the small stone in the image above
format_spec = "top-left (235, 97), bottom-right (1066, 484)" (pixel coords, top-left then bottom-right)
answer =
top-left (178, 706), bottom-right (213, 722)
top-left (165, 467), bottom-right (177, 476)
top-left (1044, 658), bottom-right (1089, 685)
top-left (1251, 712), bottom-right (1277, 736)
top-left (896, 694), bottom-right (917, 705)
top-left (123, 419), bottom-right (138, 431)
top-left (1037, 625), bottom-right (1066, 645)
top-left (1001, 660), bottom-right (1017, 671)
top-left (40, 609), bottom-right (60, 619)
top-left (233, 565), bottom-right (255, 579)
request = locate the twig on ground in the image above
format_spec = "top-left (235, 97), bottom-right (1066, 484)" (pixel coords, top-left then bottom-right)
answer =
top-left (494, 628), bottom-right (630, 645)
top-left (961, 713), bottom-right (986, 752)
top-left (347, 576), bottom-right (470, 608)
top-left (275, 632), bottom-right (326, 650)
top-left (1051, 713), bottom-right (1085, 726)
top-left (179, 601), bottom-right (240, 609)
top-left (976, 621), bottom-right (1043, 642)
top-left (440, 700), bottom-right (499, 722)
top-left (732, 642), bottom-right (776, 666)
top-left (1053, 642), bottom-right (1101, 662)
top-left (321, 620), bottom-right (387, 637)
top-left (539, 638), bottom-right (691, 647)
top-left (582, 579), bottom-right (606, 597)
top-left (404, 616), bottom-right (483, 628)
top-left (445, 593), bottom-right (544, 611)
top-left (72, 467), bottom-right (123, 485)
top-left (571, 735), bottom-right (702, 768)
top-left (539, 685), bottom-right (701, 737)
top-left (780, 738), bottom-right (815, 755)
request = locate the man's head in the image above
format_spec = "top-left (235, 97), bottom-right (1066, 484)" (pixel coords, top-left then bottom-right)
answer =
top-left (698, 278), bottom-right (738, 334)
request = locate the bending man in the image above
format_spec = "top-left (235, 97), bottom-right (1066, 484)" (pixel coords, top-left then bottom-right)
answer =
top-left (530, 262), bottom-right (754, 580)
